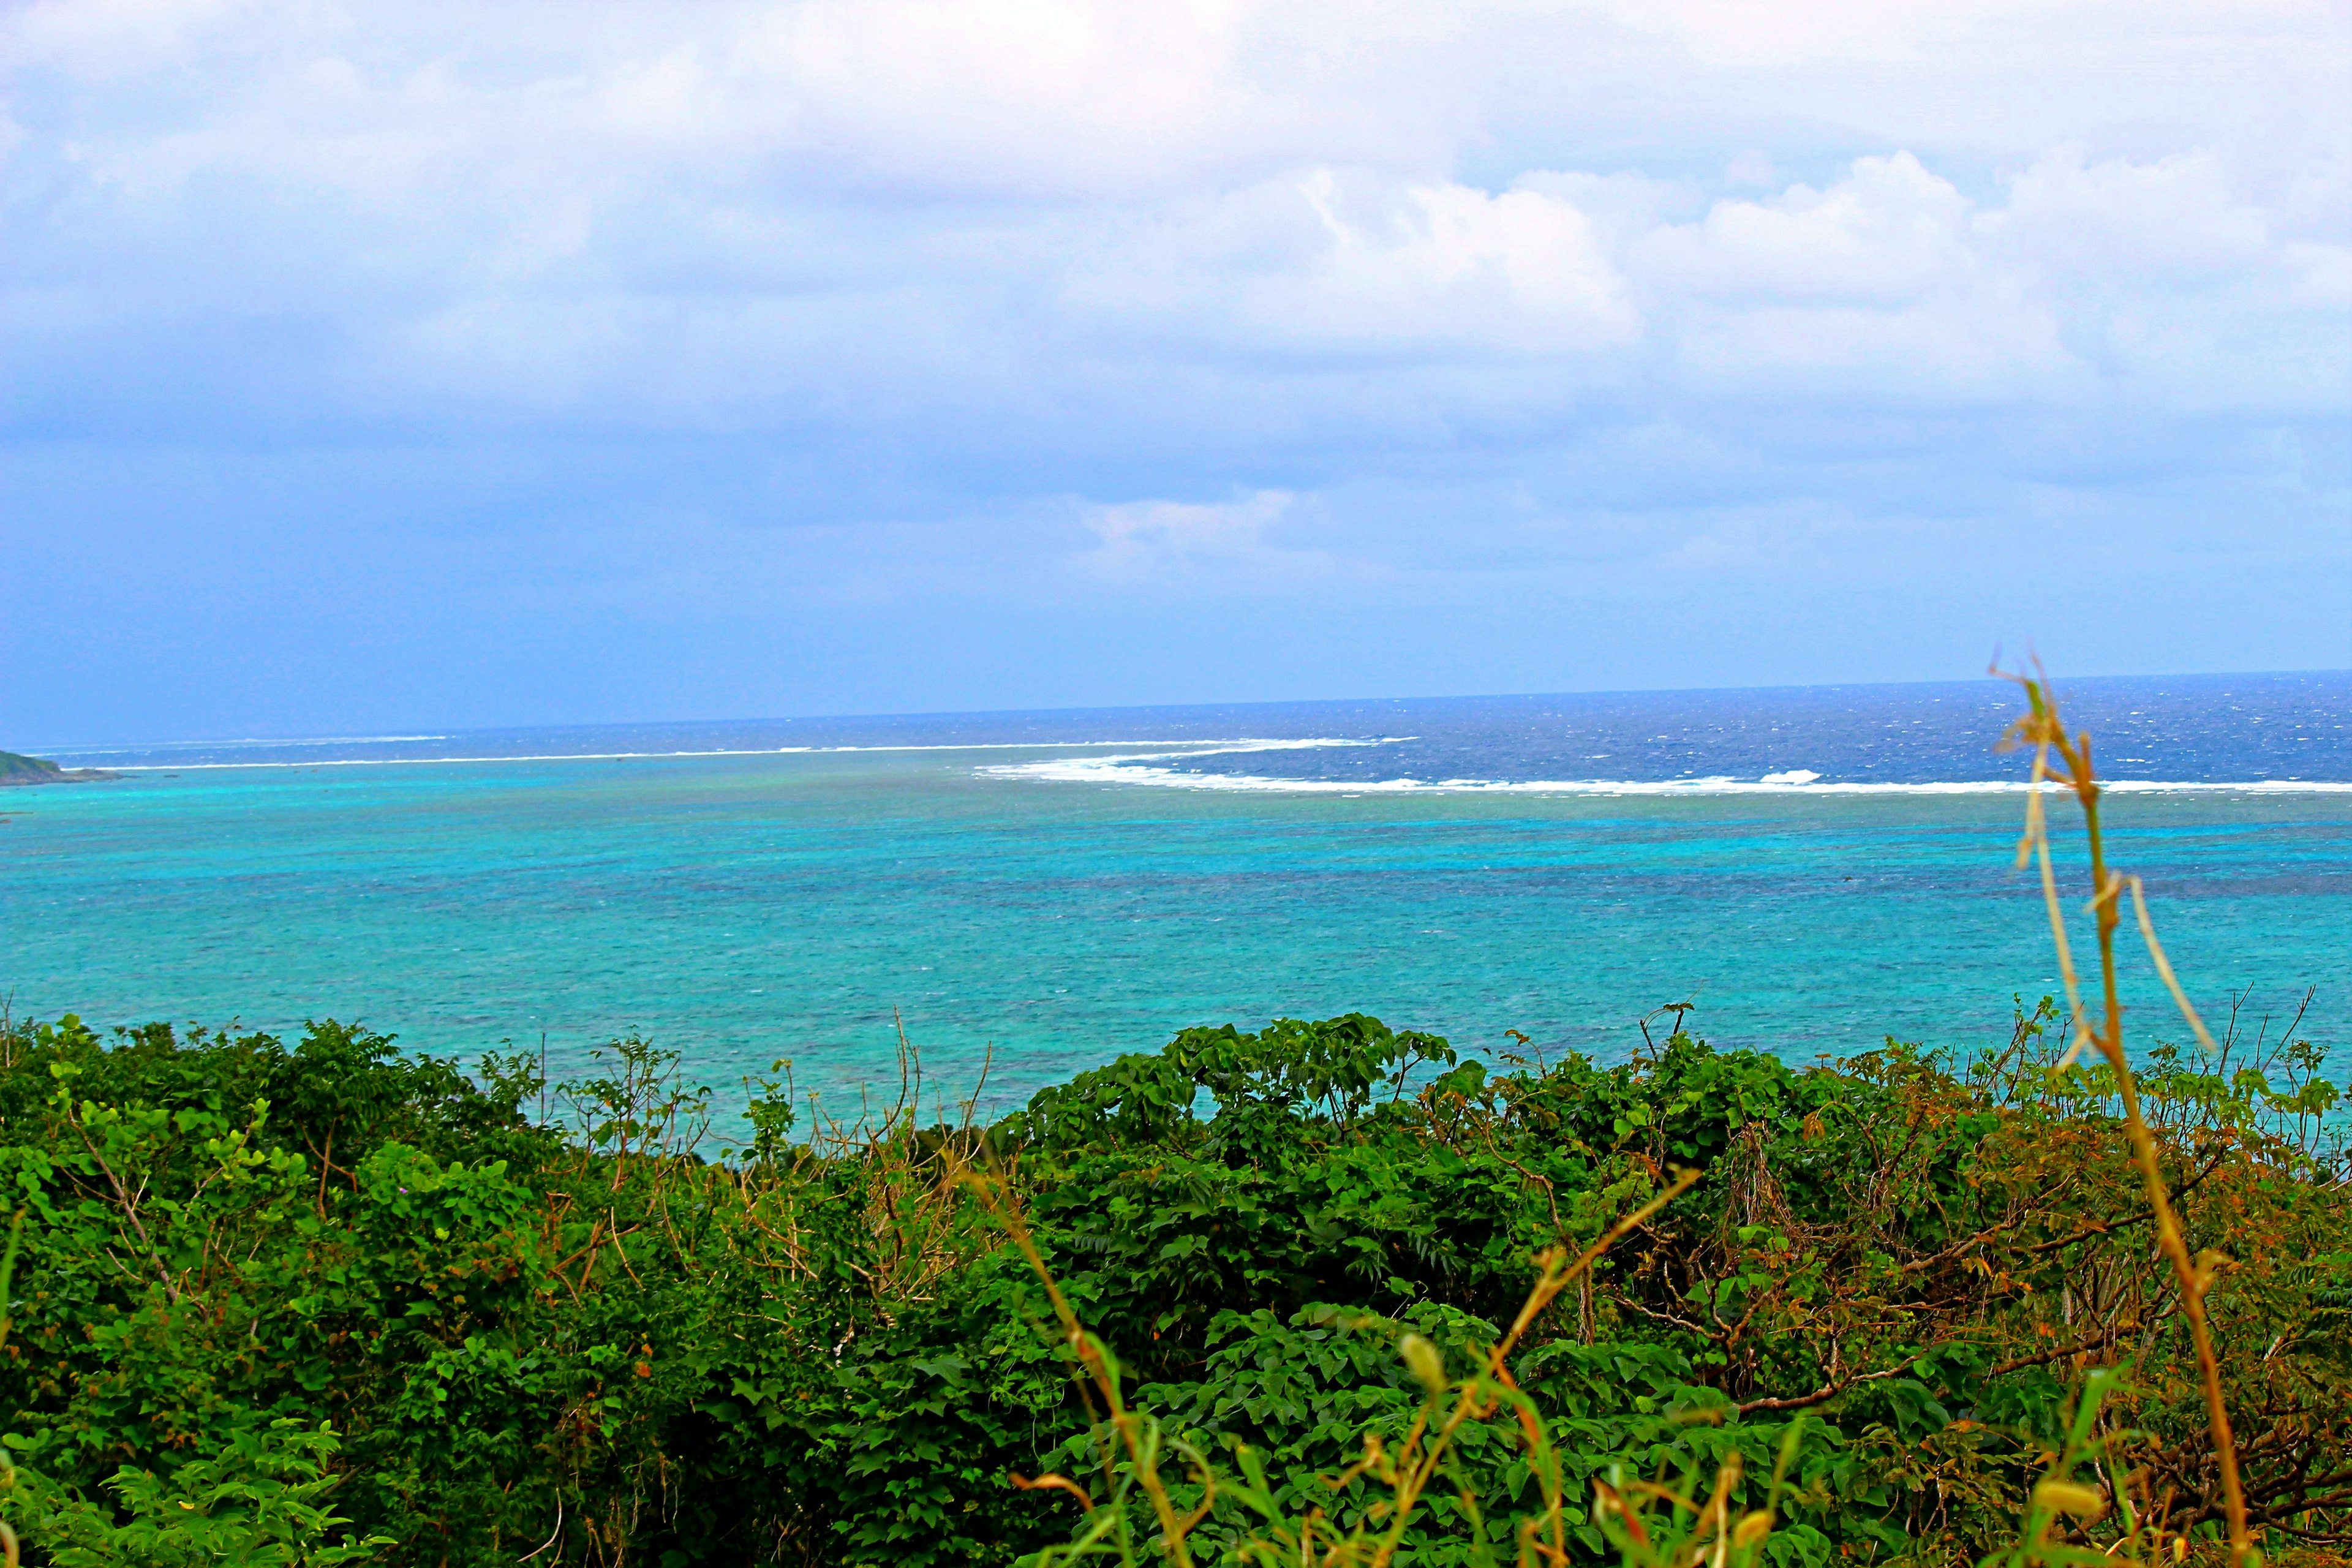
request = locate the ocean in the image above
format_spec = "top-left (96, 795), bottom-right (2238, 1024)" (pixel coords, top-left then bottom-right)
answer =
top-left (7, 673), bottom-right (2348, 1122)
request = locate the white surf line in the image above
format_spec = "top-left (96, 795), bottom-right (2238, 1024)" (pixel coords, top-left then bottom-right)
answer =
top-left (97, 750), bottom-right (823, 771)
top-left (976, 737), bottom-right (1409, 783)
top-left (2102, 780), bottom-right (2352, 793)
top-left (87, 737), bottom-right (1384, 772)
top-left (985, 753), bottom-right (2352, 795)
top-left (56, 734), bottom-right (456, 755)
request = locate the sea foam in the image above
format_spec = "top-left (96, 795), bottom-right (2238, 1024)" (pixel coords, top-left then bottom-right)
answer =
top-left (979, 744), bottom-right (2352, 796)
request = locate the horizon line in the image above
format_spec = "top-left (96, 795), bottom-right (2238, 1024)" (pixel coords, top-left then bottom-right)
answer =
top-left (18, 664), bottom-right (2350, 757)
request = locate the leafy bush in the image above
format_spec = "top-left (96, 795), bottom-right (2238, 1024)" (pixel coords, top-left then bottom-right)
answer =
top-left (0, 989), bottom-right (2336, 1566)
top-left (6, 1418), bottom-right (388, 1567)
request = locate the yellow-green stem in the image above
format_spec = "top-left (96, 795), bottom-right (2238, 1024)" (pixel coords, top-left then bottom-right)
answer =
top-left (2023, 682), bottom-right (2252, 1567)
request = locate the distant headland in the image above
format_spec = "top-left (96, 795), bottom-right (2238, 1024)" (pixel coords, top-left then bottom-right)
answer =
top-left (0, 749), bottom-right (118, 786)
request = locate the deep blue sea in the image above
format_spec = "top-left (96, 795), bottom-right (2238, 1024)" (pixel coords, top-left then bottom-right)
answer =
top-left (7, 673), bottom-right (2348, 1123)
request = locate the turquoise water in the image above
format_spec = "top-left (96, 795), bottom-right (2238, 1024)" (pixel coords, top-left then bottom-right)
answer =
top-left (8, 679), bottom-right (2348, 1118)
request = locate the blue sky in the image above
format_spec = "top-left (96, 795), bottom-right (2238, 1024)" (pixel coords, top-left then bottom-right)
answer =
top-left (3, 0), bottom-right (2347, 744)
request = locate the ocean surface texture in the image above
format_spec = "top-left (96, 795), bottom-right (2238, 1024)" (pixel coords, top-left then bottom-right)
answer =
top-left (9, 674), bottom-right (2348, 1121)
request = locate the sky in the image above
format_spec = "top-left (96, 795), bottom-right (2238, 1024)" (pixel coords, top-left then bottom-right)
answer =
top-left (2, 0), bottom-right (2348, 745)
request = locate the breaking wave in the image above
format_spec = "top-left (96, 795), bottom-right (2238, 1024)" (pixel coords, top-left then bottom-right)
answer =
top-left (980, 745), bottom-right (2352, 795)
top-left (86, 737), bottom-right (1379, 772)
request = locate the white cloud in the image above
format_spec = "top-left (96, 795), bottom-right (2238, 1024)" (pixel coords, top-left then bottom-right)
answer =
top-left (2283, 242), bottom-right (2352, 307)
top-left (7, 0), bottom-right (2335, 426)
top-left (1079, 490), bottom-right (1344, 587)
top-left (1586, 0), bottom-right (2046, 69)
top-left (0, 0), bottom-right (2344, 693)
top-left (1235, 172), bottom-right (1637, 352)
top-left (1637, 153), bottom-right (1974, 305)
top-left (1993, 148), bottom-right (2270, 280)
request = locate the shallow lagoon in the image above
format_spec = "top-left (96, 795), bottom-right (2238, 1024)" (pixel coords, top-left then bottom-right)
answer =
top-left (7, 723), bottom-right (2345, 1118)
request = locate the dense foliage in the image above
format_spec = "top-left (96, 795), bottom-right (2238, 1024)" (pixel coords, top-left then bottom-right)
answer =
top-left (0, 1000), bottom-right (2342, 1566)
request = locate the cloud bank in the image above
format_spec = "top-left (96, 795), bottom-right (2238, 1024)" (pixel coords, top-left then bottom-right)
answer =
top-left (2, 0), bottom-right (2346, 737)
